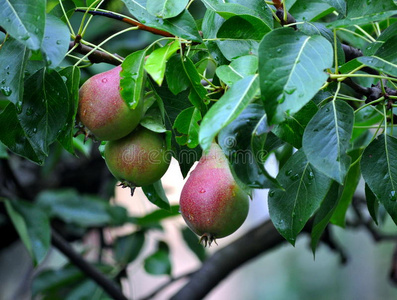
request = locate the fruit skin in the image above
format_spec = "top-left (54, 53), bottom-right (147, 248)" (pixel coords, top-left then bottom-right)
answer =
top-left (78, 65), bottom-right (144, 141)
top-left (104, 126), bottom-right (171, 187)
top-left (179, 143), bottom-right (249, 246)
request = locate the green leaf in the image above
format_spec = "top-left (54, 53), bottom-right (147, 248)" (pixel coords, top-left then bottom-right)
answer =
top-left (0, 103), bottom-right (44, 163)
top-left (146, 0), bottom-right (189, 18)
top-left (218, 103), bottom-right (279, 189)
top-left (182, 227), bottom-right (206, 262)
top-left (152, 84), bottom-right (199, 176)
top-left (5, 199), bottom-right (50, 265)
top-left (323, 0), bottom-right (346, 16)
top-left (173, 107), bottom-right (202, 148)
top-left (181, 56), bottom-right (208, 113)
top-left (216, 55), bottom-right (258, 87)
top-left (32, 265), bottom-right (85, 296)
top-left (41, 14), bottom-right (70, 68)
top-left (352, 105), bottom-right (383, 142)
top-left (121, 50), bottom-right (147, 109)
top-left (165, 55), bottom-right (190, 95)
top-left (272, 101), bottom-right (318, 149)
top-left (64, 280), bottom-right (106, 300)
top-left (361, 134), bottom-right (397, 224)
top-left (122, 0), bottom-right (202, 42)
top-left (0, 141), bottom-right (8, 158)
top-left (217, 15), bottom-right (271, 40)
top-left (144, 241), bottom-right (172, 275)
top-left (0, 0), bottom-right (46, 50)
top-left (18, 68), bottom-right (69, 156)
top-left (268, 149), bottom-right (333, 244)
top-left (145, 43), bottom-right (180, 86)
top-left (202, 0), bottom-right (273, 28)
top-left (299, 21), bottom-right (345, 65)
top-left (311, 181), bottom-right (342, 253)
top-left (114, 231), bottom-right (145, 265)
top-left (202, 9), bottom-right (228, 65)
top-left (374, 35), bottom-right (397, 63)
top-left (364, 22), bottom-right (397, 56)
top-left (330, 148), bottom-right (363, 227)
top-left (199, 75), bottom-right (259, 151)
top-left (365, 183), bottom-right (379, 225)
top-left (357, 56), bottom-right (397, 77)
top-left (36, 189), bottom-right (115, 227)
top-left (303, 100), bottom-right (354, 184)
top-left (258, 27), bottom-right (333, 124)
top-left (142, 180), bottom-right (171, 210)
top-left (140, 105), bottom-right (167, 133)
top-left (0, 37), bottom-right (29, 105)
top-left (328, 0), bottom-right (397, 28)
top-left (57, 66), bottom-right (81, 154)
top-left (289, 0), bottom-right (333, 22)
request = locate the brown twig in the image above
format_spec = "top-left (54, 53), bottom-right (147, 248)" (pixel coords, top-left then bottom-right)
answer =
top-left (69, 41), bottom-right (123, 65)
top-left (75, 9), bottom-right (174, 38)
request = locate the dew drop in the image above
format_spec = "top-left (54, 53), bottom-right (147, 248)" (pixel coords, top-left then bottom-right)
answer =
top-left (308, 171), bottom-right (315, 180)
top-left (32, 128), bottom-right (37, 134)
top-left (15, 101), bottom-right (23, 114)
top-left (56, 40), bottom-right (61, 45)
top-left (277, 94), bottom-right (285, 104)
top-left (285, 87), bottom-right (296, 95)
top-left (199, 189), bottom-right (206, 193)
top-left (20, 35), bottom-right (30, 41)
top-left (276, 48), bottom-right (282, 53)
top-left (0, 86), bottom-right (12, 96)
top-left (291, 174), bottom-right (299, 181)
top-left (389, 190), bottom-right (397, 201)
top-left (313, 128), bottom-right (319, 132)
top-left (25, 107), bottom-right (34, 116)
top-left (268, 190), bottom-right (275, 197)
top-left (285, 169), bottom-right (293, 176)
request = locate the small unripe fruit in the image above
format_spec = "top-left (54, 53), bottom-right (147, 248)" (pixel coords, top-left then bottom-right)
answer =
top-left (179, 143), bottom-right (249, 246)
top-left (78, 65), bottom-right (143, 141)
top-left (104, 127), bottom-right (171, 187)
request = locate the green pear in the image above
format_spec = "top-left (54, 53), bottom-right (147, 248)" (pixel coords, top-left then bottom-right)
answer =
top-left (104, 126), bottom-right (171, 187)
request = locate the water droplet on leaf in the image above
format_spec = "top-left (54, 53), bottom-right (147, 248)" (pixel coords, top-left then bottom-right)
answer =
top-left (0, 86), bottom-right (12, 96)
top-left (389, 191), bottom-right (397, 201)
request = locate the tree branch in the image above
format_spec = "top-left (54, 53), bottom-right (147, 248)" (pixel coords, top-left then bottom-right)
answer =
top-left (51, 230), bottom-right (128, 300)
top-left (75, 9), bottom-right (174, 38)
top-left (69, 42), bottom-right (124, 65)
top-left (170, 219), bottom-right (285, 300)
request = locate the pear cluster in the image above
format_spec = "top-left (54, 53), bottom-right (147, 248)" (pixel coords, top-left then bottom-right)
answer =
top-left (179, 143), bottom-right (250, 246)
top-left (78, 66), bottom-right (170, 187)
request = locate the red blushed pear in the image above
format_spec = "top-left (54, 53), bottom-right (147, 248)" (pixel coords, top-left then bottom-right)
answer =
top-left (179, 143), bottom-right (250, 246)
top-left (104, 126), bottom-right (171, 188)
top-left (78, 65), bottom-right (144, 141)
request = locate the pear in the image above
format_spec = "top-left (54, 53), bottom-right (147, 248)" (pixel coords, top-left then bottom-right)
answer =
top-left (104, 126), bottom-right (171, 187)
top-left (78, 65), bottom-right (143, 141)
top-left (179, 143), bottom-right (249, 246)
